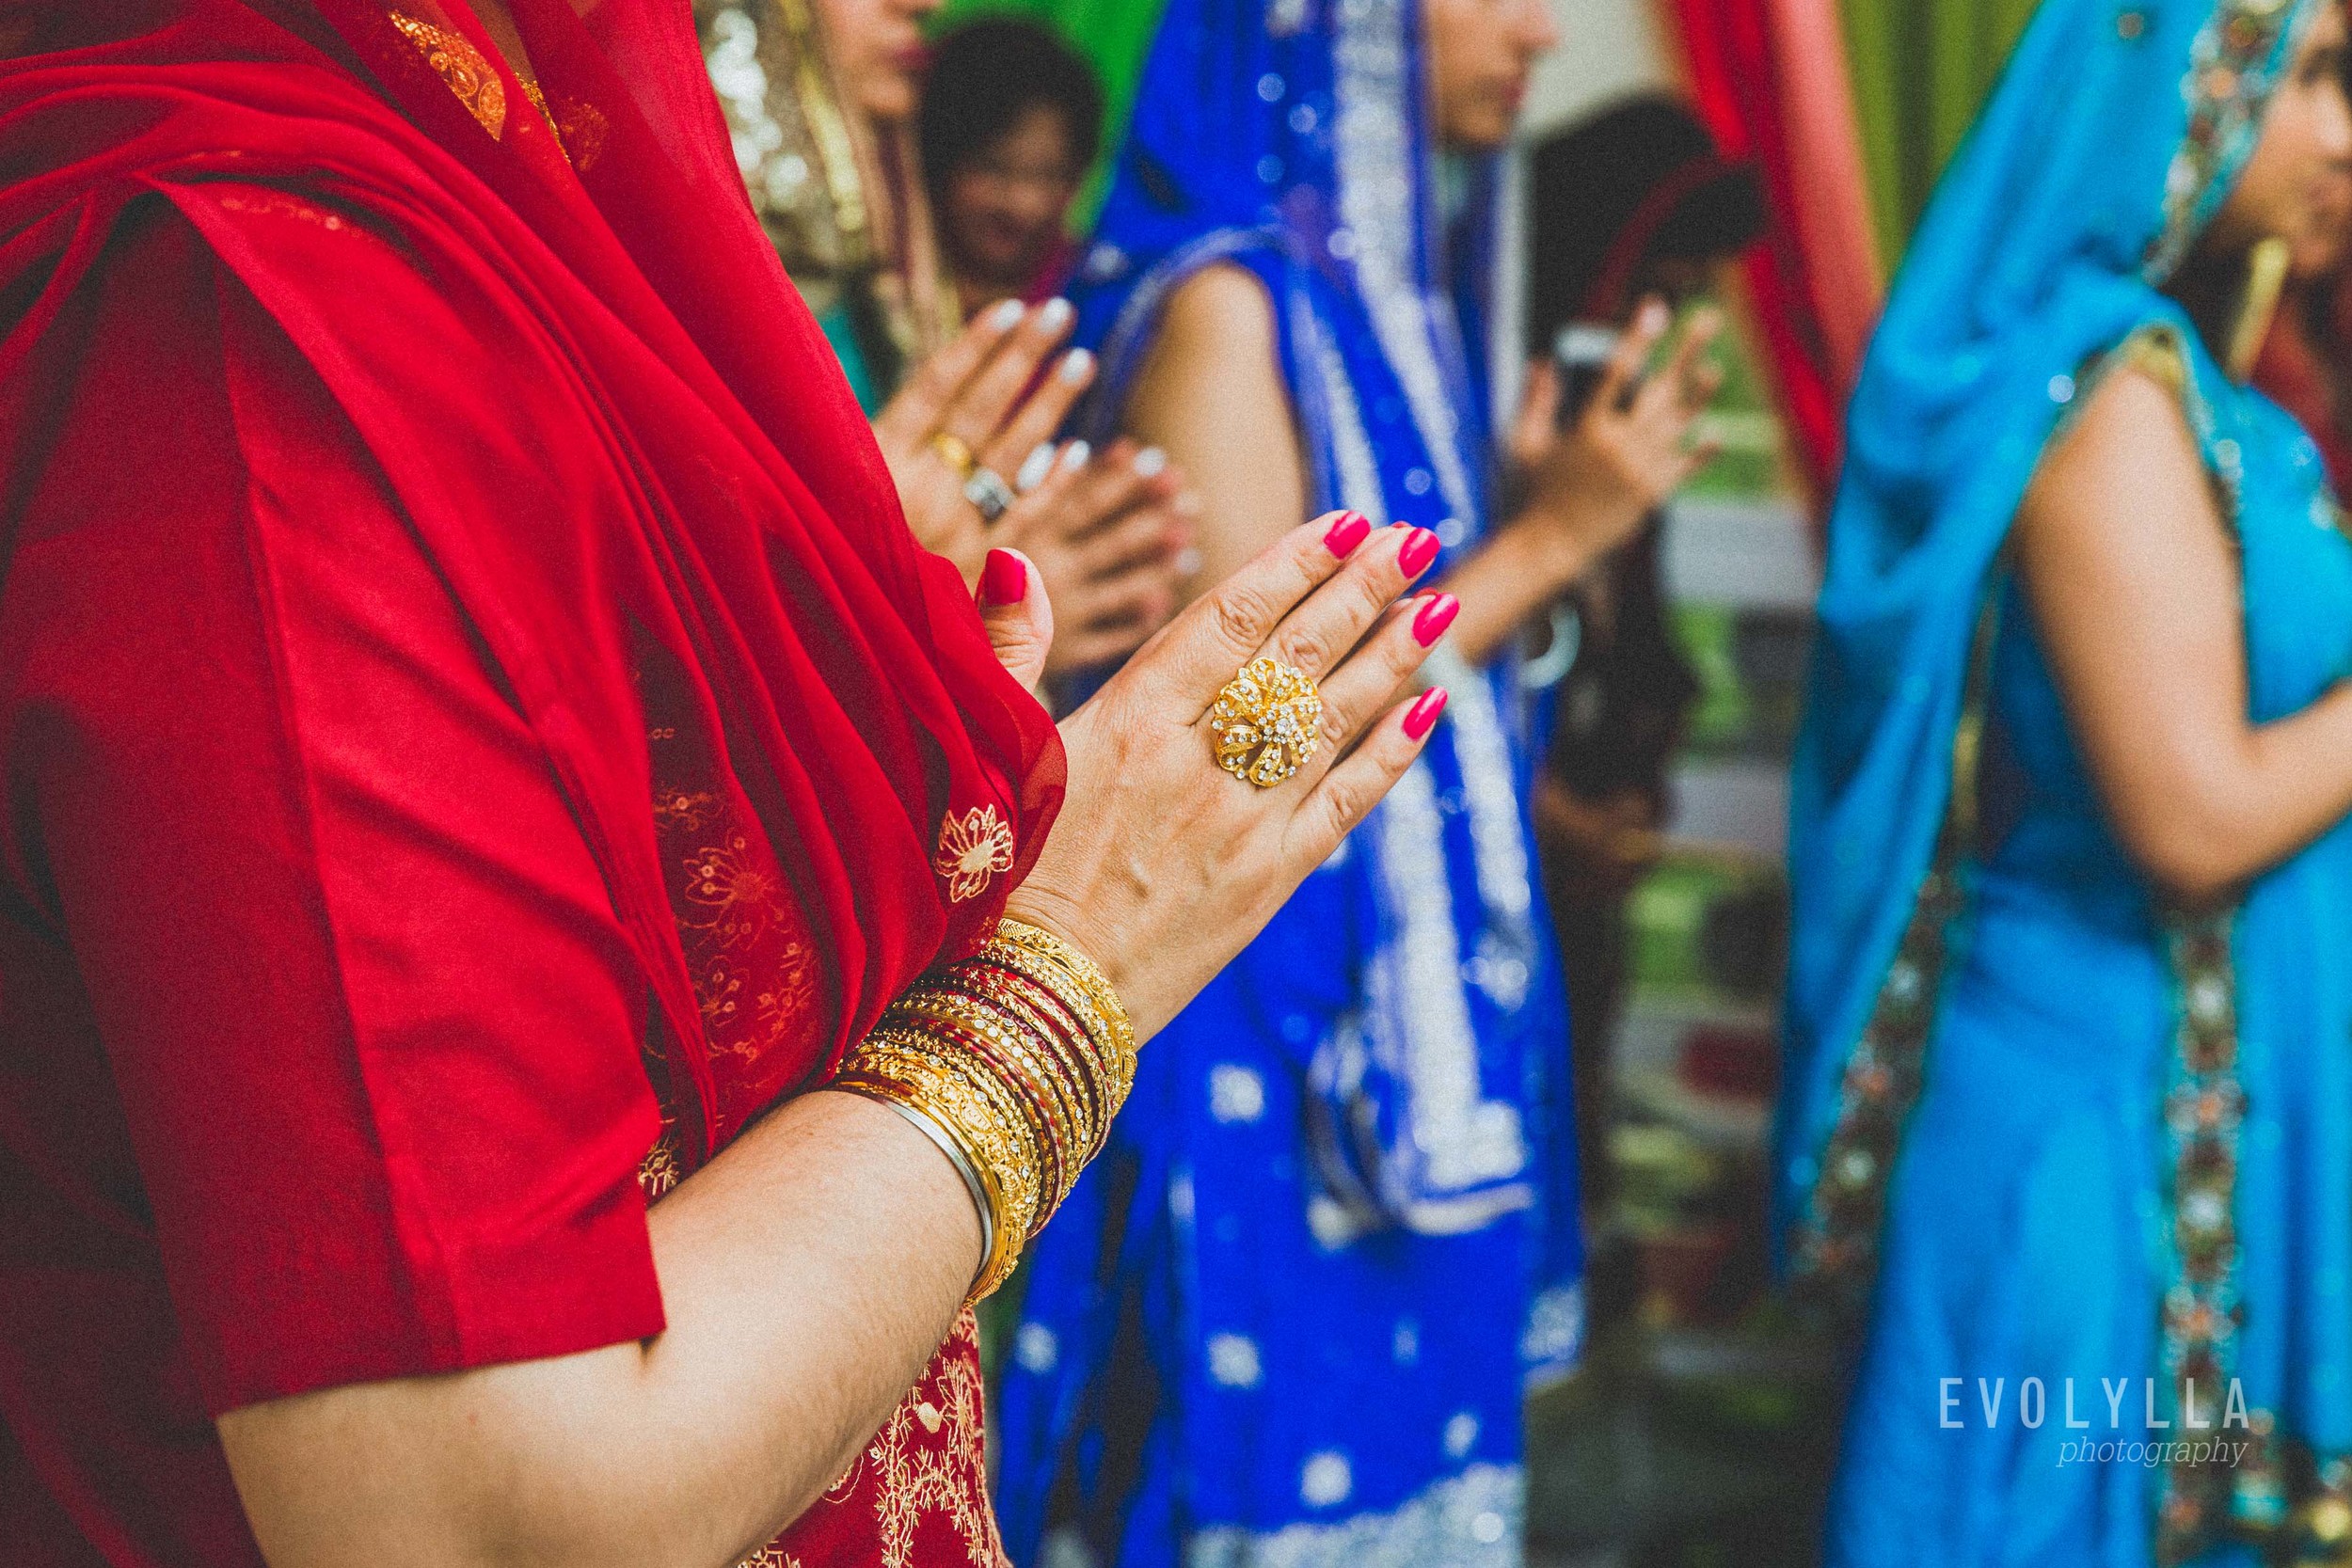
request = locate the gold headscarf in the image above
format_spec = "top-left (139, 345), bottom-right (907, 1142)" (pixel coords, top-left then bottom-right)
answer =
top-left (697, 0), bottom-right (955, 397)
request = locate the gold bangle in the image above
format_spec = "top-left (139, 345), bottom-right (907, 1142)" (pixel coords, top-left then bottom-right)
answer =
top-left (833, 920), bottom-right (1135, 1304)
top-left (891, 991), bottom-right (1074, 1209)
top-left (835, 1031), bottom-right (1040, 1291)
top-left (983, 926), bottom-right (1136, 1122)
top-left (953, 965), bottom-right (1104, 1148)
top-left (831, 1063), bottom-right (1025, 1300)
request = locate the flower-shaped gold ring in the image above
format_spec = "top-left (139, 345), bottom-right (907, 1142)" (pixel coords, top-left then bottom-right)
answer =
top-left (1209, 657), bottom-right (1324, 788)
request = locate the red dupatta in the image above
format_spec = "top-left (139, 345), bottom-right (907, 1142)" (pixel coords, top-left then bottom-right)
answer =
top-left (0, 0), bottom-right (1065, 1158)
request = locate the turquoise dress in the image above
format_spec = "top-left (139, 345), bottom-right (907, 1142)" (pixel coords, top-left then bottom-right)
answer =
top-left (1777, 0), bottom-right (2352, 1560)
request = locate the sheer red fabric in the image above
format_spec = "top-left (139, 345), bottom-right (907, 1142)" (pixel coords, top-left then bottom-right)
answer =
top-left (0, 1), bottom-right (1057, 1560)
top-left (2, 0), bottom-right (1064, 1153)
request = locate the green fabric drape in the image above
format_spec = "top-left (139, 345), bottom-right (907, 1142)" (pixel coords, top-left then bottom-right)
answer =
top-left (1839, 0), bottom-right (2042, 264)
top-left (931, 0), bottom-right (1171, 220)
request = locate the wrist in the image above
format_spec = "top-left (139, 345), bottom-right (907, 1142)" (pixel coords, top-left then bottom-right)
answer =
top-left (1499, 505), bottom-right (1603, 594)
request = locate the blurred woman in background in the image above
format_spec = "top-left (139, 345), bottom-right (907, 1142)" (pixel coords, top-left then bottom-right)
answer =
top-left (698, 0), bottom-right (1183, 678)
top-left (919, 16), bottom-right (1103, 316)
top-left (993, 0), bottom-right (1724, 1562)
top-left (1779, 0), bottom-right (2352, 1560)
top-left (1521, 95), bottom-right (1764, 1213)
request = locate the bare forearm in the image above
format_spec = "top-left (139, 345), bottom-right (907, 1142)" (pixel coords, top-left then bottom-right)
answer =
top-left (2128, 679), bottom-right (2352, 901)
top-left (224, 1090), bottom-right (977, 1568)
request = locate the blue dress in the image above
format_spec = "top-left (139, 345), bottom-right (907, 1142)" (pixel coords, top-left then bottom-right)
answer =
top-left (992, 0), bottom-right (1581, 1563)
top-left (1777, 1), bottom-right (2352, 1561)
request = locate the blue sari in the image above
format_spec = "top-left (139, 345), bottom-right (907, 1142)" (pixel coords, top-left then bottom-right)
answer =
top-left (1778, 0), bottom-right (2352, 1561)
top-left (992, 1), bottom-right (1580, 1563)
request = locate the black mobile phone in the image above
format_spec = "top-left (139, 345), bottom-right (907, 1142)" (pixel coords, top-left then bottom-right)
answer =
top-left (1553, 322), bottom-right (1619, 431)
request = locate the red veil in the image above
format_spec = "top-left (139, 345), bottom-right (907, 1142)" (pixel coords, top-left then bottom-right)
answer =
top-left (0, 1), bottom-right (1065, 1158)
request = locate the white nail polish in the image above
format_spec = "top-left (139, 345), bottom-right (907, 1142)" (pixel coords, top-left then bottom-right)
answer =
top-left (1058, 347), bottom-right (1095, 384)
top-left (1175, 546), bottom-right (1202, 576)
top-left (1016, 442), bottom-right (1057, 493)
top-left (1059, 440), bottom-right (1092, 471)
top-left (1039, 297), bottom-right (1074, 330)
top-left (1133, 446), bottom-right (1168, 477)
top-left (989, 298), bottom-right (1025, 329)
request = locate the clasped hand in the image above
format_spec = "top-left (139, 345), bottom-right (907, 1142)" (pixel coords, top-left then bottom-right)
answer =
top-left (987, 514), bottom-right (1451, 1039)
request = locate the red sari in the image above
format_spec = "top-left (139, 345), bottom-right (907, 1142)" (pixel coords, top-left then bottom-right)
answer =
top-left (0, 3), bottom-right (1058, 1562)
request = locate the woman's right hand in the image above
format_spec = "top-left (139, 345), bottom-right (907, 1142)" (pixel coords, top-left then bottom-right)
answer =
top-left (1507, 297), bottom-right (1724, 581)
top-left (871, 297), bottom-right (1096, 577)
top-left (1004, 513), bottom-right (1455, 1039)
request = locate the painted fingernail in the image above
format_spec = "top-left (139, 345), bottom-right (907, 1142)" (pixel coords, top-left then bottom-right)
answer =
top-left (1638, 298), bottom-right (1670, 334)
top-left (1398, 526), bottom-right (1440, 577)
top-left (1058, 347), bottom-right (1095, 384)
top-left (1133, 445), bottom-right (1168, 477)
top-left (988, 298), bottom-right (1025, 330)
top-left (1403, 687), bottom-right (1449, 740)
top-left (1038, 297), bottom-right (1074, 331)
top-left (1058, 439), bottom-right (1092, 472)
top-left (1412, 593), bottom-right (1459, 647)
top-left (1016, 442), bottom-right (1057, 492)
top-left (1324, 510), bottom-right (1371, 557)
top-left (977, 548), bottom-right (1027, 608)
top-left (1176, 546), bottom-right (1203, 576)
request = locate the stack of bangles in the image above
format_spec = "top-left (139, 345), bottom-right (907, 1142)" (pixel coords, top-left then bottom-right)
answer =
top-left (831, 917), bottom-right (1136, 1305)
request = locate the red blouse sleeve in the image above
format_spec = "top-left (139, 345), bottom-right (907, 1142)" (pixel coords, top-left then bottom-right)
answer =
top-left (5, 202), bottom-right (667, 1416)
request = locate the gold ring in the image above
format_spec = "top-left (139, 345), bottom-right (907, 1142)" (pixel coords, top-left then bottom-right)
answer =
top-left (1209, 657), bottom-right (1324, 788)
top-left (930, 431), bottom-right (977, 480)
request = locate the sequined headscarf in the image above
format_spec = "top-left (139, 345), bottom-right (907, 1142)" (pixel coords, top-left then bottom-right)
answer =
top-left (696, 0), bottom-right (953, 397)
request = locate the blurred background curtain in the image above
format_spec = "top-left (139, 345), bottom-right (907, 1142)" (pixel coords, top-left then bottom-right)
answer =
top-left (1661, 0), bottom-right (1882, 498)
top-left (1837, 0), bottom-right (2040, 263)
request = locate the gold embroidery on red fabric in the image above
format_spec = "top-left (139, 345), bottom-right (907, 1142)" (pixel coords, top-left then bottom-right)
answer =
top-left (388, 11), bottom-right (508, 139)
top-left (734, 1549), bottom-right (802, 1568)
top-left (933, 806), bottom-right (1016, 904)
top-left (685, 832), bottom-right (786, 945)
top-left (653, 786), bottom-right (719, 835)
top-left (548, 96), bottom-right (612, 171)
top-left (214, 192), bottom-right (355, 232)
top-left (637, 1132), bottom-right (682, 1202)
top-left (824, 1310), bottom-right (1007, 1567)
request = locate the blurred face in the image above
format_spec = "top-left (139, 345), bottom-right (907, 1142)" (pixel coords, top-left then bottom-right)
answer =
top-left (2204, 2), bottom-right (2352, 281)
top-left (943, 104), bottom-right (1084, 290)
top-left (813, 0), bottom-right (942, 125)
top-left (1423, 0), bottom-right (1559, 152)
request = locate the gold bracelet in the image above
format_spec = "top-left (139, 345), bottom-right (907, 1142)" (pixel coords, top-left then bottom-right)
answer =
top-left (981, 926), bottom-right (1136, 1124)
top-left (890, 991), bottom-right (1073, 1210)
top-left (831, 919), bottom-right (1137, 1305)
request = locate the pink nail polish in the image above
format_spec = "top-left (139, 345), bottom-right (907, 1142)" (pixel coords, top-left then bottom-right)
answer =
top-left (1403, 687), bottom-right (1450, 740)
top-left (977, 548), bottom-right (1026, 608)
top-left (1412, 593), bottom-right (1459, 647)
top-left (1323, 510), bottom-right (1371, 557)
top-left (1398, 527), bottom-right (1440, 578)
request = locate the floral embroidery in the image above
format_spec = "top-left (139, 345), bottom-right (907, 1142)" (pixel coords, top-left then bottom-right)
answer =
top-left (933, 805), bottom-right (1016, 904)
top-left (388, 11), bottom-right (508, 139)
top-left (654, 785), bottom-right (720, 835)
top-left (735, 1545), bottom-right (804, 1568)
top-left (824, 1310), bottom-right (1007, 1567)
top-left (638, 1131), bottom-right (682, 1202)
top-left (2146, 0), bottom-right (2308, 282)
top-left (685, 832), bottom-right (786, 946)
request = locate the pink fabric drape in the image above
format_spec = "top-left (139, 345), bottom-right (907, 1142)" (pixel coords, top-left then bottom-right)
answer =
top-left (1659, 0), bottom-right (1883, 502)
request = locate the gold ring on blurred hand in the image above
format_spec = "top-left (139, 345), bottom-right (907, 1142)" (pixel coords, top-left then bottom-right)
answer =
top-left (1209, 657), bottom-right (1324, 788)
top-left (930, 431), bottom-right (977, 480)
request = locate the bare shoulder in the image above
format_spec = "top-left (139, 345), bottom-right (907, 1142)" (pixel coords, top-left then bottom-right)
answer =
top-left (1156, 261), bottom-right (1279, 347)
top-left (2025, 357), bottom-right (2209, 531)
